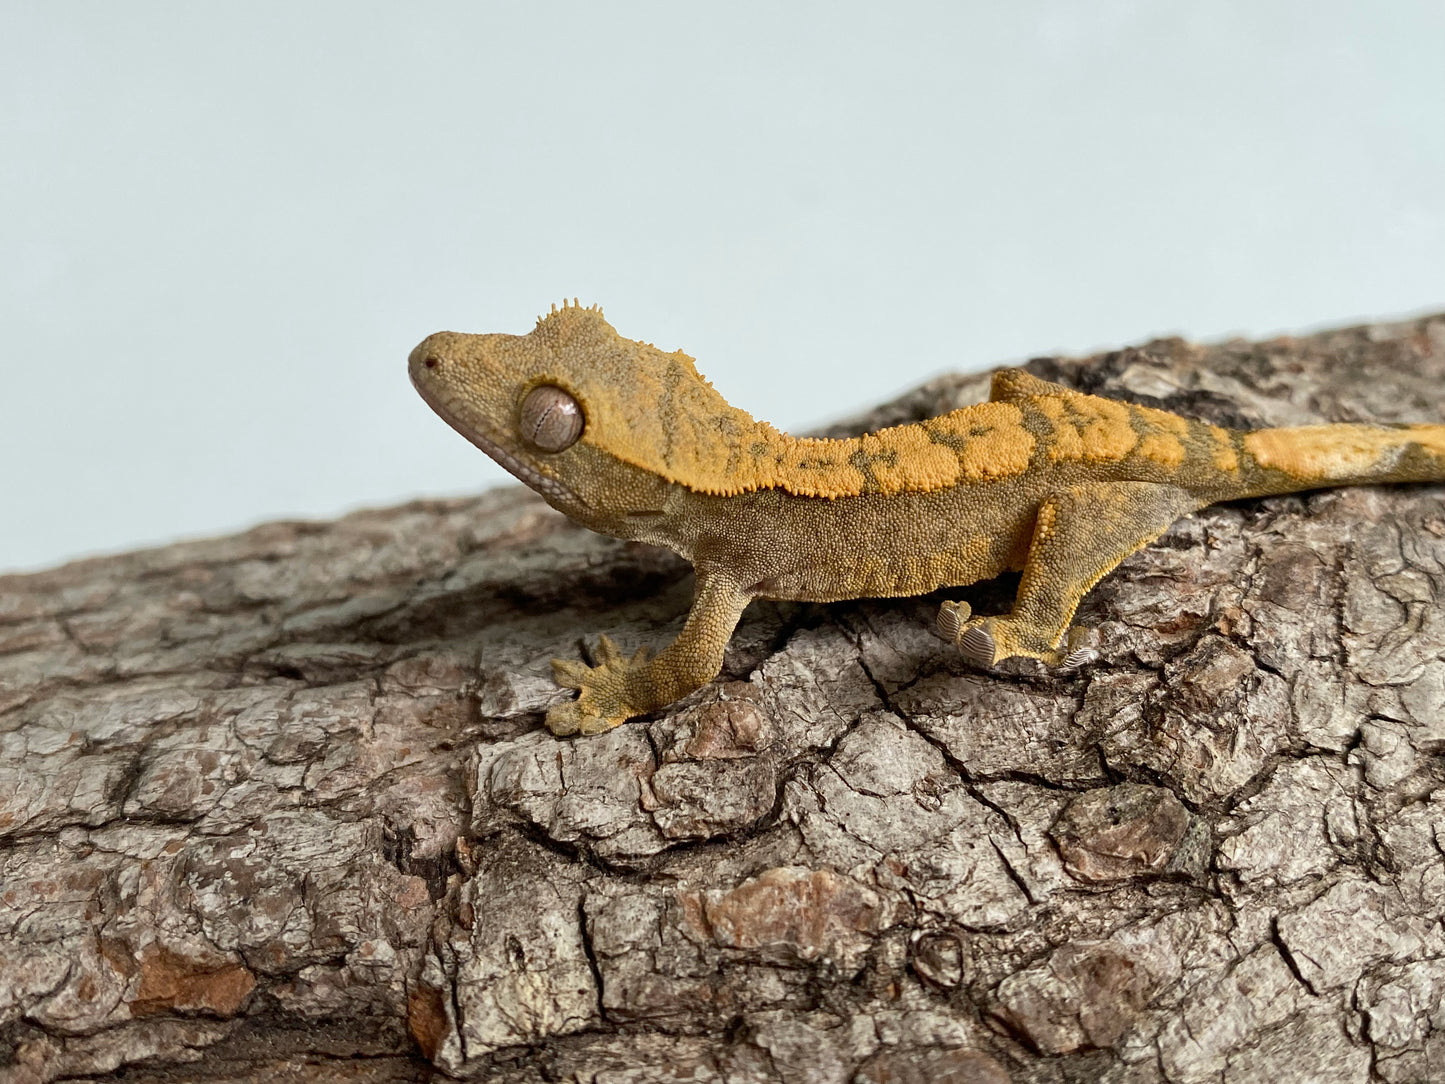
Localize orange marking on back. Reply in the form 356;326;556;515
862;427;961;492
926;401;1035;480
1209;427;1239;472
1144;410;1190;471
1155;412;1190;436
1136;432;1186;468
695;402;1033;499
766;436;866;497
1035;396;1137;463
1128;406;1190;467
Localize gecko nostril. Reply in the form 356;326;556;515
424;356;439;370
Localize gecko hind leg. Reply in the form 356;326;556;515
940;481;1200;670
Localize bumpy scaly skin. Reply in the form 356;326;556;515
410;302;1445;736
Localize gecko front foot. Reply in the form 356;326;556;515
937;602;1097;673
546;634;653;736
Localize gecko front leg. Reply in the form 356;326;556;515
546;569;752;736
939;481;1202;670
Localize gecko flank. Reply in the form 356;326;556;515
410;302;1445;736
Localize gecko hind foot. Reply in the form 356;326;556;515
943;610;1098;674
958;625;999;669
936;600;973;643
953;627;999;670
1056;626;1099;672
939;601;1000;668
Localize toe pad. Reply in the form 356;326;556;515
958;625;997;668
936;600;971;642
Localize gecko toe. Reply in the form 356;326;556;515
1056;627;1099;672
545;700;584;736
958;624;997;668
545;697;625;737
594;634;625;667
936;600;972;643
551;657;592;688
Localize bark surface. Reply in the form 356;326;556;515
3;315;1445;1084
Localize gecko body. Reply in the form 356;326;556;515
410;302;1445;736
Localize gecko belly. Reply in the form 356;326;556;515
689;481;1041;603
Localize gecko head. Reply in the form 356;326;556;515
409;300;725;524
408;303;605;515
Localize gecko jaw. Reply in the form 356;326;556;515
411;378;584;508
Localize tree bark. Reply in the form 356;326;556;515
3;315;1444;1084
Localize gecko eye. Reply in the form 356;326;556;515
519;385;584;452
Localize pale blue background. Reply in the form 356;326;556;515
3;2;1442;572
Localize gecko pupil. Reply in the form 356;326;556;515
520;385;584;452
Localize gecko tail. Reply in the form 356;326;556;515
1237;422;1445;496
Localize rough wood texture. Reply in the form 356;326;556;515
3;315;1444;1084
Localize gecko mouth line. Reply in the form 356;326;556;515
410;375;584;508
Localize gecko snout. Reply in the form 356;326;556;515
409;330;483;381
407;338;442;374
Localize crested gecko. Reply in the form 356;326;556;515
410;302;1445;737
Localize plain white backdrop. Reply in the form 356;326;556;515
2;2;1442;573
